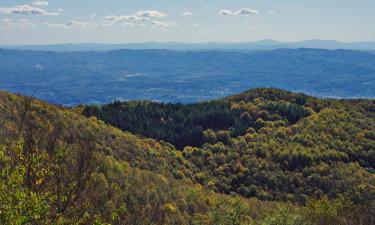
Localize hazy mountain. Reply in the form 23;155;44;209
1;39;375;52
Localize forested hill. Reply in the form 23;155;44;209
83;89;312;149
83;88;375;200
1;88;374;224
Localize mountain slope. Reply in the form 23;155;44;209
83;88;375;202
0;91;219;224
0;89;374;224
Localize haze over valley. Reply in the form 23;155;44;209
1;47;375;105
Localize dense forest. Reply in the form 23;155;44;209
83;101;256;149
83;97;310;150
1;88;374;224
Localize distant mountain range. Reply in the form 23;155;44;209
1;39;375;52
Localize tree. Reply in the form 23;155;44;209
0;139;50;225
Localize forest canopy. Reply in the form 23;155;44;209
0;88;374;224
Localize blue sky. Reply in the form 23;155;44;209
0;0;374;44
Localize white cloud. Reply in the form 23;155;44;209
127;15;148;21
103;15;132;25
43;22;64;28
65;21;93;28
219;8;259;16
268;11;275;15
0;5;59;16
104;10;166;23
218;10;233;16
181;11;192;16
123;22;146;28
45;21;98;29
104;15;121;21
135;10;167;19
0;18;35;29
57;9;64;12
103;10;172;28
32;1;49;6
152;20;178;28
235;8;259;15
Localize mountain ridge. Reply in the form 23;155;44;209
2;39;375;52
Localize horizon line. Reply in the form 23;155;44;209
2;39;375;46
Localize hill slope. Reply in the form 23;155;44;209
0;91;236;224
83;88;375;202
0;89;374;225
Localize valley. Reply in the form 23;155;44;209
1;48;375;106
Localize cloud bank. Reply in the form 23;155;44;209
103;10;177;29
0;5;59;16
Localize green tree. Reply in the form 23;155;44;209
0;139;50;225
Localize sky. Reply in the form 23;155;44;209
0;0;374;44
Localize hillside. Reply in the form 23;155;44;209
0;91;233;224
83;88;375;201
1;89;374;225
1;48;375;105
